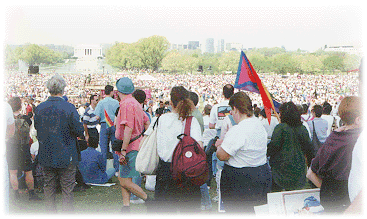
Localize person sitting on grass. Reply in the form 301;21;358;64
79;137;116;184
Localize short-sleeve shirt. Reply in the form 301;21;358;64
220;116;268;168
94;97;119;123
83;105;99;129
115;94;149;153
209;100;230;130
145;113;202;162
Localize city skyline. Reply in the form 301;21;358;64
3;2;364;53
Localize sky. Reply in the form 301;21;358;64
1;1;365;52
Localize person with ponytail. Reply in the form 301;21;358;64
144;86;203;213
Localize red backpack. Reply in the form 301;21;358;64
171;116;209;187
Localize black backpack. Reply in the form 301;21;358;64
14;114;30;146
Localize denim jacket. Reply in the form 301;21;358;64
34;96;84;168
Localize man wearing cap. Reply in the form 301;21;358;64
94;85;119;172
114;77;151;213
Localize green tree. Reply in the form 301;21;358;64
217;51;239;73
135;35;170;70
161;51;182;73
272;53;297;74
105;42;131;69
322;55;344;72
298;54;323;73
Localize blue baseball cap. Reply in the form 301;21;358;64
116;77;135;94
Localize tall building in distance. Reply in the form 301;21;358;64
217;39;225;53
188;41;200;50
205;38;215;53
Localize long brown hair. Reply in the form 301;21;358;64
170;86;194;121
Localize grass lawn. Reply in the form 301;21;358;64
9;175;220;214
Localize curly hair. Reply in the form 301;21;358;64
279;101;302;127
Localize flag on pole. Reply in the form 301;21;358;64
104;109;114;128
234;51;279;124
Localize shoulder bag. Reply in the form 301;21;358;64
135;117;160;175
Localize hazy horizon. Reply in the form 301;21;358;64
3;2;364;52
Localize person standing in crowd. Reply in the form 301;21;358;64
189;91;204;134
301;104;311;122
307;96;362;214
267;101;314;192
215;91;271;213
79;137;116;184
129;89;150;204
7;97;41;201
94;85;120;172
296;104;312;139
321;101;335;136
34;74;84;212
258;108;279;144
83;94;100;144
155;101;165;117
114;77;151;213
307;104;328;145
208;84;234;206
145;86;203;213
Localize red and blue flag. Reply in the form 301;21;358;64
234;51;280;124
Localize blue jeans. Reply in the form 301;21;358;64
200;183;212;209
99;123;119;172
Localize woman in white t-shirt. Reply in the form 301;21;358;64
144;86;203;213
215;91;271;213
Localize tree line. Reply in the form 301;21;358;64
5;44;74;68
5;36;362;75
106;36;362;75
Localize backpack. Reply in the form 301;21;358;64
171;116;209;187
14;115;30;146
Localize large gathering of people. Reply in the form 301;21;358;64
4;67;362;214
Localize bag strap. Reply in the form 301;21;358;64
228;115;237;126
184;116;193;136
312;121;317;135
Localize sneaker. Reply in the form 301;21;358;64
130;198;145;204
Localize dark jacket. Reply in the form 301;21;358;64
267;123;314;190
79;147;108;184
34;96;84;168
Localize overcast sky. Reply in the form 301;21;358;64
2;1;365;52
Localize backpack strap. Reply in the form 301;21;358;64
184;116;193;136
228;115;237;126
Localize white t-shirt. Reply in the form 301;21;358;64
321;114;334;136
348;130;363;202
220;117;267;168
203;115;217;147
209;100;230;130
145;113;203;162
259;116;279;140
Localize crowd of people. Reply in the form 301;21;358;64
4;69;362;214
4;71;359;115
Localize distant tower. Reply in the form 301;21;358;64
217;39;225;53
205;38;215;53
